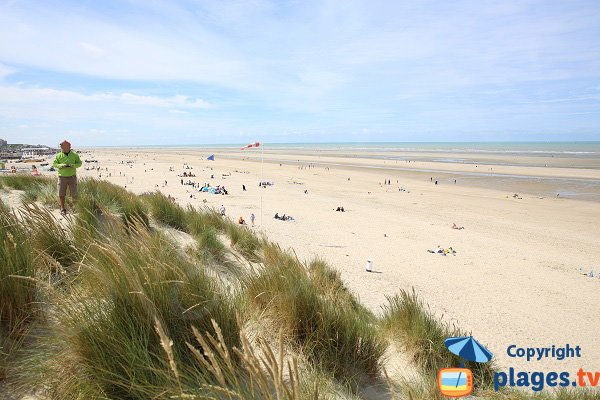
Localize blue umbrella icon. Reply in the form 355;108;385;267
445;336;493;363
444;336;493;389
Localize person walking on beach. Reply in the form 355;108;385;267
53;139;82;215
250;213;255;226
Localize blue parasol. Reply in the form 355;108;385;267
444;336;493;363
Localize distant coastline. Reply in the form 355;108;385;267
85;141;600;155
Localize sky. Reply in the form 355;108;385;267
1;0;600;146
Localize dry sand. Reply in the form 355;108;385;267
30;146;600;374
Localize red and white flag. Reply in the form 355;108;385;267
240;141;261;150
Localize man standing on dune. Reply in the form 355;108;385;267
53;139;82;215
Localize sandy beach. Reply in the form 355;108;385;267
33;144;599;374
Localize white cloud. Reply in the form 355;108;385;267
78;41;106;59
0;85;211;110
0;63;16;79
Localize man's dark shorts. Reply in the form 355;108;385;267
58;176;78;197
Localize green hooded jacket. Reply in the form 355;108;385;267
52;151;82;177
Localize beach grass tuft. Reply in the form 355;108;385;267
143;191;187;230
246;242;386;386
0;200;39;380
381;289;496;390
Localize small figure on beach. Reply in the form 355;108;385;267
31;165;40;176
250;213;255;226
242;184;246;191
452;223;464;230
238;216;245;225
219;205;226;216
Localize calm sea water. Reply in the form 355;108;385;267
114;141;600;156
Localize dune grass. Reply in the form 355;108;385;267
2;178;598;399
0;200;38;380
19;203;81;272
0;201;37;337
0;174;54;191
246;242;386;387
0;174;57;207
77;178;149;229
380;289;496;391
223;218;264;262
144;192;262;263
308;258;370;316
183;205;229;265
18;217;242;399
143;191;187;230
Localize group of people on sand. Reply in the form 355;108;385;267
238;213;256;226
423;224;465;255
179;171;196;177
428;246;457;256
199;183;228;195
578;267;600;280
181;179;198;187
335;206;345;212
274;213;294;221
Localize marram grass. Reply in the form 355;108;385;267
1;177;598;400
246;242;386;387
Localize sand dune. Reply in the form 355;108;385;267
65;146;600;374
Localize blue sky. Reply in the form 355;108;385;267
1;0;599;146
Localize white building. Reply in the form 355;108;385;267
21;147;51;159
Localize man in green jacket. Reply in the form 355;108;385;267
52;140;82;214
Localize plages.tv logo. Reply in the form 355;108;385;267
438;367;474;397
438;336;494;398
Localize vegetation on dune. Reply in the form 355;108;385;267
19;203;81;271
0;200;38;380
1;175;598;400
35;222;241;399
224;219;264;261
143;190;187;230
78;178;149;229
0;174;54;192
0;201;38;337
246;242;386;387
380;289;496;390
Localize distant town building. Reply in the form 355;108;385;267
21;147;52;159
0;142;56;161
